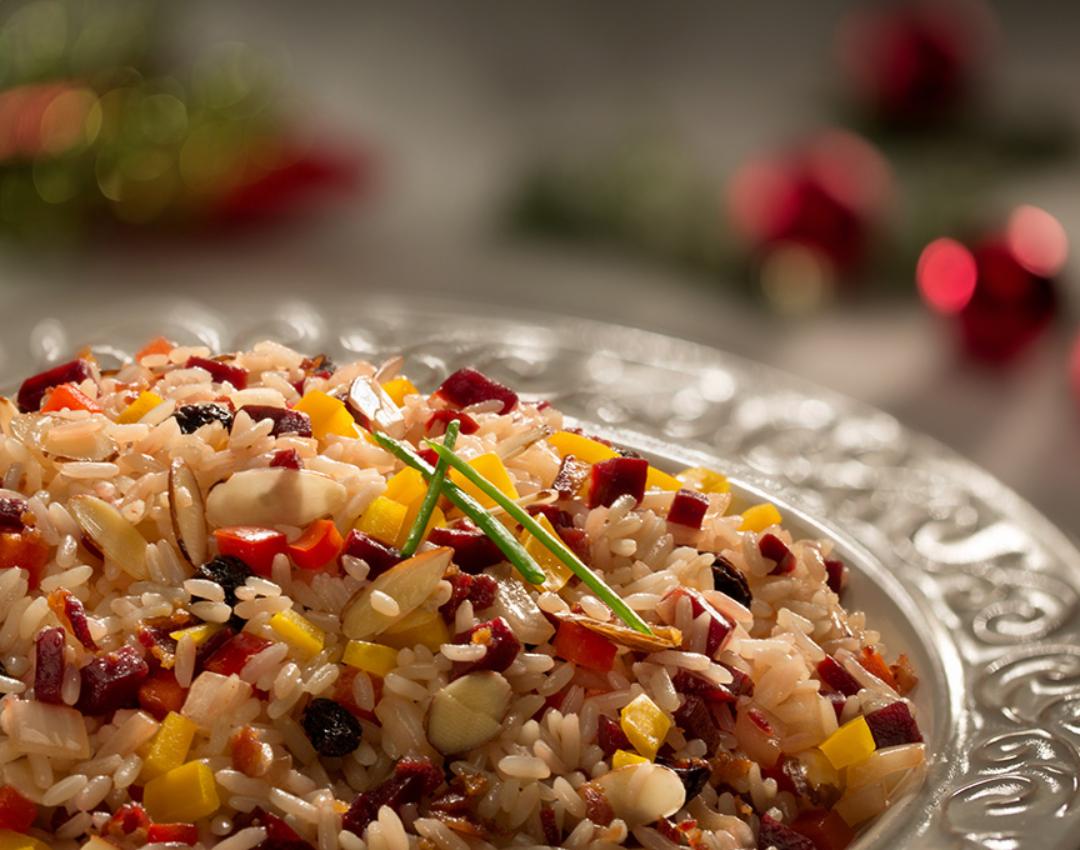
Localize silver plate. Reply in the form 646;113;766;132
4;296;1079;850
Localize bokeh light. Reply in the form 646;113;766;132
1007;204;1068;278
917;237;978;314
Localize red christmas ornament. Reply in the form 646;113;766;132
1070;334;1080;407
838;0;994;128
727;130;892;303
917;206;1067;363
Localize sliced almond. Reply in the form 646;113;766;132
205;467;347;529
489;573;554;646
347;376;406;438
428;671;511;754
587;763;686;826
559;613;681;652
169;458;208;566
342;547;453;640
71;494;149;579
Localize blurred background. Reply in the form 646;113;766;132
0;0;1077;539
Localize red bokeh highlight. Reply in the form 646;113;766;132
1071;334;1080;406
917;237;978;314
1006;205;1069;278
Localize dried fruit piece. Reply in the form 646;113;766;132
668;489;710;528
239;405;312;437
435;368;518;415
452;617;521;677
824;558;848;595
17;358;92;412
185;356;247;390
588;457;648;509
77;646;150;716
818;655;862;697
173;403;234;434
865;701;923;748
33;628;65;705
340;530;403;579
342;757;442;837
302;698;363;757
758;814;817;850
759;533;796;574
427;523;503;574
710;556;752;608
0;499;28;533
425;409;479;436
194;556;251;607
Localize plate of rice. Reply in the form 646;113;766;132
0;303;1076;850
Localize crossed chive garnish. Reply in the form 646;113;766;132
374;430;652;635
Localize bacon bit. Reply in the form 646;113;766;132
890;653;919;696
580;783;614;826
425;409;479;437
540;806;561;846
137;669;188;720
230;725;274;778
859;646;897;690
47;588;98;650
552;454;590;498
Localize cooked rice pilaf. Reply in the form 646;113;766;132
0;340;926;850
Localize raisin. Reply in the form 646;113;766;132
195;556;251;607
711;556;752;608
302;698;363;757
173;403;234;434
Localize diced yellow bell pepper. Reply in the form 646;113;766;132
270;609;325;658
342;640;399;678
520;513;573;591
380;608;449;652
547;431;619;465
117;391;164;424
0;830;50;850
739;502;783;532
620;693;672;760
645;466;682;492
449;452;519;509
355;496;408;546
169;623;224;646
677;467;731;495
142;711;198;779
293;390;359;440
143;760;220;823
818;715;876;770
383;467;428;506
612;749;650;768
394;499;447;549
381;377;419;407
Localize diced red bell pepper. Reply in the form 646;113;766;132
553;620;617;672
214;527;288;577
17;358;93;412
865;701;923;748
138;669;189;720
185;356;248;390
425;409;479;437
791;808;855;850
288;518;344;571
668;488;709;529
204;632;273;677
340;530;403;579
759;533;796;575
40;383;103;414
147;823;199;845
417;447;439;467
0;784;38;832
859;646;898;689
588;457;648;509
0;530;50;589
427;522;503;574
434;368;518;415
135;336;175;361
106;801;150;838
269;448;303;470
817;655;862;697
239;405;313;437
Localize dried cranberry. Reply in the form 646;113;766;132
759;533;796;575
551;454;590;498
52;589;97;651
826;691;847;721
580;784;614;827
528;504;573;529
302;698;363;757
425;409;479;437
468;573;497;610
865;701;923;748
711;556;752;608
269;448;303;470
234;807;315;850
77;645;149;716
428;523;504;573
342;757;442;836
17;358;92;412
758;813;817;850
597;714;631;757
588;457;648;509
668;489;710;529
673;669;736;705
417;447;439;467
106;801;150;837
439;572;497;622
240;405;313;438
0;498;28;533
674;695;723;754
557;526;591;561
824;558;848;595
540;805;560;846
341;530;403;579
659;756;711;801
817;655;862;697
722;663;755;698
435;368;518;415
173;403;234;434
452;617;521;677
34;627;66;704
185;356;247;390
195;555;251;607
